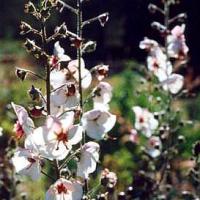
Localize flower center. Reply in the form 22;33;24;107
27;157;36;163
57;183;68;194
57;131;68;142
139;116;145;123
14;121;25;139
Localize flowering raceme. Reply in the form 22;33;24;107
10;1;116;199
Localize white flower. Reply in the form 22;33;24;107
11;102;34;138
51;83;80;109
167;25;189;59
132;106;158;138
146;136;162;158
50;58;92;90
12;148;41;180
68;59;92;89
82;109;116;140
77;142;100;179
25;112;82;160
45;178;83;200
140;37;173;82
49;42;71;69
161;73;184;94
93;82;112;110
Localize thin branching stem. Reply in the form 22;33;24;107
82;13;108;28
58;0;78;14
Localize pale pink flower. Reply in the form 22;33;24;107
12;102;34;138
51;83;79;109
147;136;162;158
77;142;100;179
132;106;158;138
25;112;82;160
140;37;172;82
50;58;92;90
49;41;71;69
82;109;116;140
45;178;83;200
93;82;112;110
12;148;41;180
167;25;189;59
161;73;184;94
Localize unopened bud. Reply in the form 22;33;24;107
24;1;36;14
15;68;27;81
20;22;32;35
98;13;109;27
148;3;158;14
28;85;41;101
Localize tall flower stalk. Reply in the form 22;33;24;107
11;0;116;199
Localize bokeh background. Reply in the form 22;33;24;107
1;0;200;199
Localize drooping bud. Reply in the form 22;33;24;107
28;85;41;101
148;3;158;14
20;22;32;35
15;68;27;81
98;13;109;27
55;23;68;36
81;41;97;53
24;1;36;14
151;22;168;34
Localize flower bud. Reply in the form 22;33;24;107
20;22;32;35
98;13;109;27
100;168;117;187
15;68;27;81
148;3;158;14
28;85;41;101
24;1;36;14
55;23;68;36
151;22;168;34
81;41;97;53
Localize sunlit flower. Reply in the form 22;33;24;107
146;136;162;158
77;142;100;179
45;178;83;200
140;37;172;82
12;102;34;138
12;148;41;180
25;112;82;160
161;73;184;94
82;109;116;140
51;83;80;109
93;82;112;110
132;106;158;138
167;25;189;59
49;41;71;69
50;58;92;90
